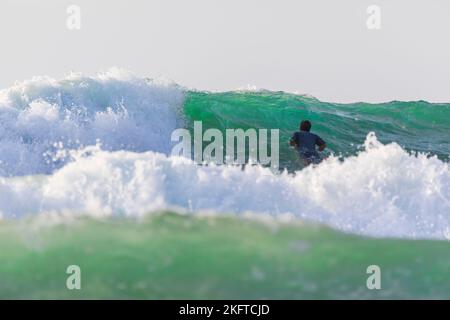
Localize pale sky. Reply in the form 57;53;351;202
0;0;449;102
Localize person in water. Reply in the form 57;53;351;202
289;120;326;165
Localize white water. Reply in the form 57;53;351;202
0;133;448;239
0;68;184;176
0;70;449;240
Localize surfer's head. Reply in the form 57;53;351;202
300;120;311;132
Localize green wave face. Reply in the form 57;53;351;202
1;87;449;300
1;213;449;299
184;91;450;169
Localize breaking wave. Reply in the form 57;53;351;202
0;69;449;241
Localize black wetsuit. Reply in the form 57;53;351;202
291;131;325;164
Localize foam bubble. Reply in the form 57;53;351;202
0;68;185;176
0;134;448;239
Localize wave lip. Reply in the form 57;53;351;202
0;133;449;240
0;68;185;176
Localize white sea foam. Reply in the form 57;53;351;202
0;71;448;239
0;133;448;239
0;68;185;176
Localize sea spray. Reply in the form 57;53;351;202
0;70;449;299
0;133;448;240
0;69;185;176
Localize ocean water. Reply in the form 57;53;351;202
0;69;449;299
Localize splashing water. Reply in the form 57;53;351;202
0;69;449;299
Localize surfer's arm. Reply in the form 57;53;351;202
316;136;326;151
289;138;297;147
318;142;326;151
289;134;298;147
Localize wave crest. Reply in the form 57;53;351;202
0;68;184;176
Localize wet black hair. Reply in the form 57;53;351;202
300;120;312;132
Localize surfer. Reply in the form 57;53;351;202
289;120;326;165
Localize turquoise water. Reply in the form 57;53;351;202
0;72;449;299
1;213;450;299
184;91;450;170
